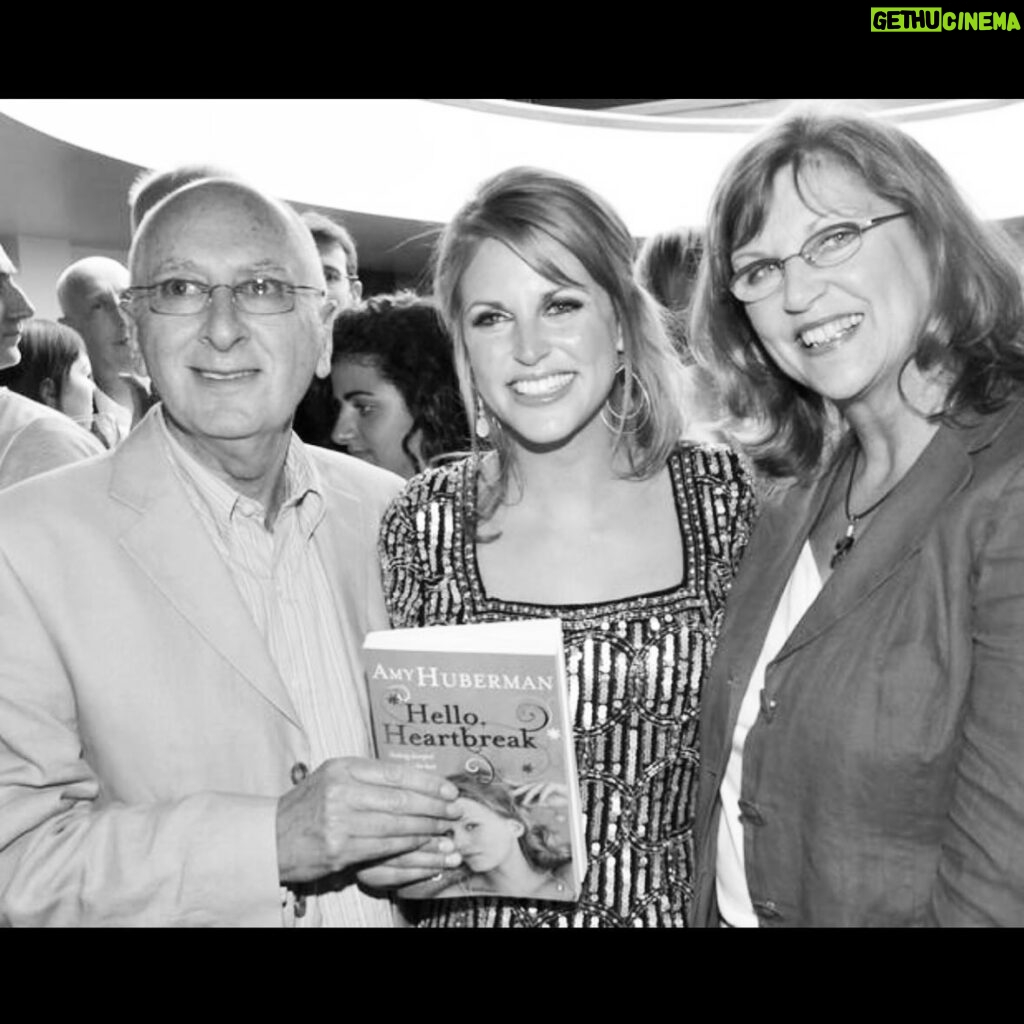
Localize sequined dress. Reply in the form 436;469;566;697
378;443;755;927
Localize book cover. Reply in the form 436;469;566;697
363;618;586;902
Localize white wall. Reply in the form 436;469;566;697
4;235;129;322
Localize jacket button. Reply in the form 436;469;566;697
737;799;765;826
753;899;781;920
290;762;309;785
759;690;778;721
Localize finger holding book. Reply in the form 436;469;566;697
276;756;462;884
357;838;465;890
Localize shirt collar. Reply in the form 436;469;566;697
156;405;325;538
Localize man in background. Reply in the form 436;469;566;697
0;244;102;487
56;256;151;442
300;210;362;310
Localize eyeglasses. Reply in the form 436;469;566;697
728;212;910;303
122;277;326;316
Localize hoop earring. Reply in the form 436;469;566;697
601;363;651;435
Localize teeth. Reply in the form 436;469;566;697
197;370;255;380
511;372;574;396
799;314;863;348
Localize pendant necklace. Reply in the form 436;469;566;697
830;446;901;570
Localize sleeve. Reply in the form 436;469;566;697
0;417;103;489
931;462;1024;925
692;444;759;607
0;546;287;927
724;449;759;577
378;485;429;629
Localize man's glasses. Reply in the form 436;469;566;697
728;212;910;303
122;277;326;316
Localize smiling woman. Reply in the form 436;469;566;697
378;166;757;928
689;107;1024;927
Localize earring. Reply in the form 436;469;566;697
601;363;652;435
474;398;491;440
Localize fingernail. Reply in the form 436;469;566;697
440;782;458;800
437;837;454;853
444;852;462;868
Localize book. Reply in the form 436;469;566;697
363;618;586;902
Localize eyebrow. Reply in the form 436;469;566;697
465;286;578;312
342;389;375;400
731;212;839;265
147;258;292;278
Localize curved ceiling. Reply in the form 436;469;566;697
1;99;1021;238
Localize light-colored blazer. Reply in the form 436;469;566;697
692;398;1024;926
0;409;402;926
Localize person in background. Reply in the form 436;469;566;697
294;211;364;447
0;319;102;443
56;257;152;441
379;166;756;928
689;107;1024;927
0;250;103;489
299;210;363;310
0;177;462;926
634;226;704;357
330;291;470;478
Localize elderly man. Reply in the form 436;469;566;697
128;162;238;235
0;179;460;927
57;256;151;441
0;245;104;487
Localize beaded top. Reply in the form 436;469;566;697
378;443;755;927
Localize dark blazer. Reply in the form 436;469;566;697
692;397;1024;926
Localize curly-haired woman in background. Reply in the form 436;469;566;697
330;292;470;478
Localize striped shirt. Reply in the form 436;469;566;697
157;408;392;927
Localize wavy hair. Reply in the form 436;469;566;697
432;166;690;524
690;106;1024;480
332;292;470;471
446;771;571;873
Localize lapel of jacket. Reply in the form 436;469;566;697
702;463;836;775
109;410;301;728
309;466;377;725
775;401;1024;663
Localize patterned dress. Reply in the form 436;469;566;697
378;443;755;927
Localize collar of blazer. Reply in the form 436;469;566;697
107;407;306;727
709;395;1024;723
781;396;1024;652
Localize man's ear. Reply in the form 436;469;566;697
351;278;363;303
39;377;59;409
314;298;338;379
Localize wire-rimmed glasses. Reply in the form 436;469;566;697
122;277;326;316
728;212;910;303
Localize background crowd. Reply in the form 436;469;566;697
1;102;1023;926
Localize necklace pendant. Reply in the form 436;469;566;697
831;533;855;569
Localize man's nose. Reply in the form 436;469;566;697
2;279;35;322
202;286;246;351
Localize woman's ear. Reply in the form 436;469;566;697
510;820;526;839
39;377;59;409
